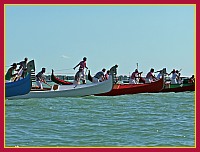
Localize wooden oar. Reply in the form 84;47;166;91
154;70;160;73
42;81;52;87
13;68;23;81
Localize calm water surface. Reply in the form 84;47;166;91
5;92;195;147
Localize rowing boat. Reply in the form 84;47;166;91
161;82;195;92
5;73;31;97
51;69;73;85
90;66;164;96
7;75;113;99
5;60;35;97
96;78;164;96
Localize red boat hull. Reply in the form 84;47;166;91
96;78;164;96
51;70;73;85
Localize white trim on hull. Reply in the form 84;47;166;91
7;75;113;99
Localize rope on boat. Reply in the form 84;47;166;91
45;72;76;75
53;68;73;71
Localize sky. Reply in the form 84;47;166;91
5;5;195;77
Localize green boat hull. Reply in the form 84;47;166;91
162;83;195;92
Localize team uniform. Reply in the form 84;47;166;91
145;72;154;83
129;72;139;84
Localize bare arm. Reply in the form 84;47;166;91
73;63;80;70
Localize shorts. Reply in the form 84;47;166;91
36;81;43;89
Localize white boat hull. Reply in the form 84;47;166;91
7;75;113;99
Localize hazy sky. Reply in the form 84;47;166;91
5;5;195;76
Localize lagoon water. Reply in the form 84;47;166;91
5;92;195;147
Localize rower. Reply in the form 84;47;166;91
129;69;141;84
92;68;106;83
145;68;157;83
5;63;18;82
36;68;46;89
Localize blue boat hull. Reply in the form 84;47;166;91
5;74;31;97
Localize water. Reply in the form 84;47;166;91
5;92;195;147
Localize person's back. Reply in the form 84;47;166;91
131;72;137;79
145;68;156;83
36;68;46;89
36;71;45;81
5;68;13;81
5;63;17;82
189;75;195;83
156;72;162;79
94;71;104;79
146;71;153;79
19;61;27;70
129;69;139;84
93;68;106;83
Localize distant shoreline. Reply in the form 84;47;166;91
40;74;192;82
